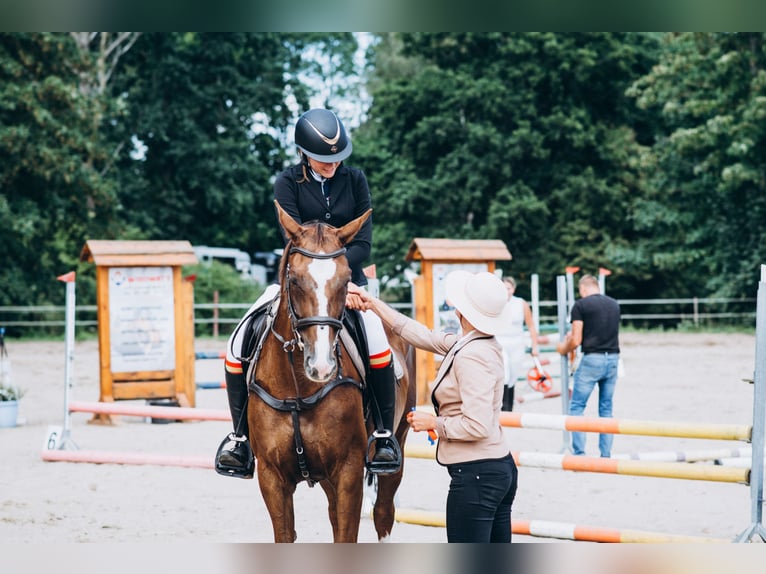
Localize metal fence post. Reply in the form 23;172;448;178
556;275;571;453
734;264;766;542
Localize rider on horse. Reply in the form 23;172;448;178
215;108;401;478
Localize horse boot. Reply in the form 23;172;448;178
367;362;402;475
214;366;255;479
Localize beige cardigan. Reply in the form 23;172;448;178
390;314;510;466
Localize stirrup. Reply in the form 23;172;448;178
365;431;402;475
214;433;255;479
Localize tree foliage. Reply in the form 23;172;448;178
2;32;766;313
355;33;661;299
626;32;766;298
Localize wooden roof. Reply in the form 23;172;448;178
80;240;198;266
405;238;512;262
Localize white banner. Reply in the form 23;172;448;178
108;267;175;372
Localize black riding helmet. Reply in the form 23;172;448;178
295;108;353;163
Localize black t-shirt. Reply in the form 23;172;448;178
571;294;620;354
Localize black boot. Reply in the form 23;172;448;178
366;362;402;474
214;366;254;479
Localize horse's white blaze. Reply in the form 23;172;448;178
307;256;337;379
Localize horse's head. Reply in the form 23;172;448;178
274;200;371;383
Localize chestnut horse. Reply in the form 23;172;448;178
246;200;415;542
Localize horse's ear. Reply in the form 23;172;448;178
337;209;372;246
274;200;303;241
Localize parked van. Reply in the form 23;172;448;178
193;246;267;284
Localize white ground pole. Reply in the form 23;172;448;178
46;273;78;451
735;264;766;542
530;273;540;333
556;275;571;453
598;272;606;294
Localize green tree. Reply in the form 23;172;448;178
627;32;766;298
0;33;119;308
355;33;661;298
108;33;359;258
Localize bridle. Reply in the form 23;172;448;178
270;243;347;354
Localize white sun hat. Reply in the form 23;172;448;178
445;270;512;336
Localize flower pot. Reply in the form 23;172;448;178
0;400;18;428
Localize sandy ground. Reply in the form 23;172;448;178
0;331;761;547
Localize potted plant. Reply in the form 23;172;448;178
0;384;23;428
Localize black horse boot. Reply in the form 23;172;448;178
214;365;254;479
366;362;402;475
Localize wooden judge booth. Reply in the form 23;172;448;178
80;240;198;419
405;238;512;405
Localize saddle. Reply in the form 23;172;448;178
236;293;376;392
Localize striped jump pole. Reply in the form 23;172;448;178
68;400;231;422
499;411;752;442
403;445;749;483
392;509;728;543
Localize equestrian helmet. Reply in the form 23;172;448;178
295;108;353;162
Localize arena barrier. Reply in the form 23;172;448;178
392;509;728;543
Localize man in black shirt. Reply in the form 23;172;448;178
556;274;620;457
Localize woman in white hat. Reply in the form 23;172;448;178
347;270;518;543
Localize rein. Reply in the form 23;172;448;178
250;241;360;485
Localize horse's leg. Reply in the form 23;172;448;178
372;466;404;541
319;481;340;539
257;465;298;542
322;469;364;542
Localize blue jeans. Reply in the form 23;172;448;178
446;454;518;543
568;352;619;457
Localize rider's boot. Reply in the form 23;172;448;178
367;362;402;474
214;365;254;479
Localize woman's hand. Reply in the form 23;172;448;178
406;409;437;433
346;282;373;310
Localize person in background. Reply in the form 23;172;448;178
556;274;621;457
348;270;518;543
215;108;401;478
496;276;539;411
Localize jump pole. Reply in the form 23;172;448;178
498;411;752;441
41;448;215;468
392;509;728;543
403;446;748;483
67;400;230;422
735;263;766;542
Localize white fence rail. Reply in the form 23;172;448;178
0;297;756;334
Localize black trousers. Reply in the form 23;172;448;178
445;453;518;543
